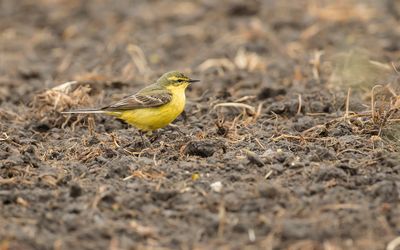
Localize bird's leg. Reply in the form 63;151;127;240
138;130;151;147
139;130;145;144
181;110;188;123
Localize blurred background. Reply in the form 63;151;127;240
1;0;399;102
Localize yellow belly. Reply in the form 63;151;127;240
108;89;186;131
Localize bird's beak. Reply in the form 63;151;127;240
189;79;200;83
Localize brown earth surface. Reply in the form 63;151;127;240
1;0;400;249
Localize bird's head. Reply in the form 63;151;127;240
157;71;199;89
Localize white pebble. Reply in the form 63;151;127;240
210;181;223;193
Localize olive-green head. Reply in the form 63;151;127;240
157;71;199;88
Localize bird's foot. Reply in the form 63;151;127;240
139;131;152;148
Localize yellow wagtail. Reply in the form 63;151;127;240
62;71;199;132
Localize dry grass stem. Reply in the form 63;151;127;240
297;94;302;115
387;236;400;250
345;88;351;119
214;102;256;116
198;58;235;73
126;44;152;77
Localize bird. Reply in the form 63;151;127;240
62;71;199;132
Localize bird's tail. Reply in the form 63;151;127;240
61;109;105;114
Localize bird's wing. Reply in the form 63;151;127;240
102;85;172;111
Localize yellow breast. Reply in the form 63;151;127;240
112;86;187;131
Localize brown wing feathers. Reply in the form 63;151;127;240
102;90;172;111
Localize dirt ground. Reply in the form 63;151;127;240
1;0;400;249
